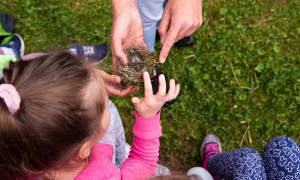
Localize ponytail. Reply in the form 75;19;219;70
0;99;27;179
0;63;41;179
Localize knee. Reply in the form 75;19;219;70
240;147;260;155
269;136;290;143
238;147;262;163
263;136;300;178
264;136;299;152
228;148;264;171
263;136;300;166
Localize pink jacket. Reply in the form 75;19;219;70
75;111;162;180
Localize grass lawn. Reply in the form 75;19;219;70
1;0;299;172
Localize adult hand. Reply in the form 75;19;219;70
158;0;202;63
111;0;146;72
99;69;138;97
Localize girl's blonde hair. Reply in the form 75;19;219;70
0;51;105;179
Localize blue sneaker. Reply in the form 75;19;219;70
69;44;108;64
0;34;25;58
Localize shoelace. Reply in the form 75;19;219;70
83;46;95;56
205;143;219;156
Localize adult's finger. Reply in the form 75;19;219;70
111;35;128;65
108;86;138;97
176;27;194;43
159;25;180;63
99;70;121;83
158;12;171;44
122;86;138;96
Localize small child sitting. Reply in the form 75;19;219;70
0;50;180;179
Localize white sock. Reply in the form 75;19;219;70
1;47;15;56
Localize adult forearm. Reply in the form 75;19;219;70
111;0;138;16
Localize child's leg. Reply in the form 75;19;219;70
263;136;300;179
137;0;165;51
207;148;267;180
112;101;127;168
99;100;126;167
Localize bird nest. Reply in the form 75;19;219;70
118;46;158;87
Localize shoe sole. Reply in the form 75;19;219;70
15;34;25;57
91;48;109;65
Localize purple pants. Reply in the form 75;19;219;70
208;136;300;180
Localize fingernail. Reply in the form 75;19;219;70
160;58;166;63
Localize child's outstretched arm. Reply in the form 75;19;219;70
121;72;180;179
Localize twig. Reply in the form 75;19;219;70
184;54;195;59
223;55;259;90
248;130;252;144
239;125;250;147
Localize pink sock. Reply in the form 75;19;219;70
203;151;218;171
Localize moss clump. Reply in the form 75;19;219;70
118;46;158;87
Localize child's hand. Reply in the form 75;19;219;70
131;72;180;117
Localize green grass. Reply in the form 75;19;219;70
1;0;300;172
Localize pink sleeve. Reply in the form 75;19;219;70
120;111;162;180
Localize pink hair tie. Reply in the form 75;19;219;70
0;84;21;114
